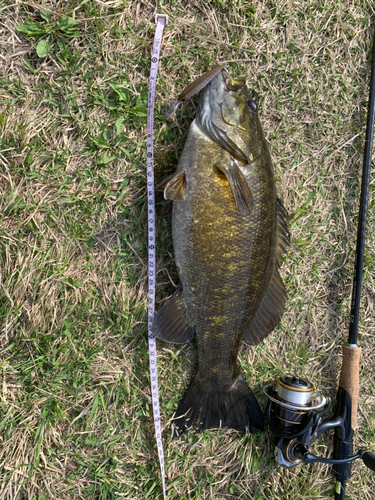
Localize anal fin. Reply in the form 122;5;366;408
152;284;195;344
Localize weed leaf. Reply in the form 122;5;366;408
36;39;51;58
40;9;51;22
109;83;131;104
56;16;78;31
115;117;125;136
16;22;47;36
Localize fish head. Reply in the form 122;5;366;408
196;69;264;164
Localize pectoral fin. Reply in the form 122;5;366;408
154;173;175;203
164;171;186;200
214;159;253;216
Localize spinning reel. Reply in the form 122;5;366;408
265;375;375;472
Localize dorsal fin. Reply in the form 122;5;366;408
275;198;289;265
242;266;286;345
242;199;289;345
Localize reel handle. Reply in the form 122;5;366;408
292;443;375;471
362;452;375;472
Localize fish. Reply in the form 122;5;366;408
152;66;289;436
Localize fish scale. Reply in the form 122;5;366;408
153;67;289;435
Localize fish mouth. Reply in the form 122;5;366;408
220;68;247;93
224;76;247;92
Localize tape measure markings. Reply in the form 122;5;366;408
146;13;168;500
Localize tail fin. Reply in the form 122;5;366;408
172;375;264;437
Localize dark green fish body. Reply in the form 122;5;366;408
153;68;288;435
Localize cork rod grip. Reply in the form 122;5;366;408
339;345;361;429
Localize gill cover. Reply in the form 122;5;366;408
196;69;264;164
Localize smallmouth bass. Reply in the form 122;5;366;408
153;66;289;436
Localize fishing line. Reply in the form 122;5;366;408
146;13;168;500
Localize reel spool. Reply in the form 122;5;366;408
265;375;375;471
266;375;329;438
265;375;330;467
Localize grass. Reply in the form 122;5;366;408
0;0;374;499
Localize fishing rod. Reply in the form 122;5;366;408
265;25;375;498
331;19;375;499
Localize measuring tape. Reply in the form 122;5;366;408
146;13;168;500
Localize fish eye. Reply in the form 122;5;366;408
247;100;257;112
